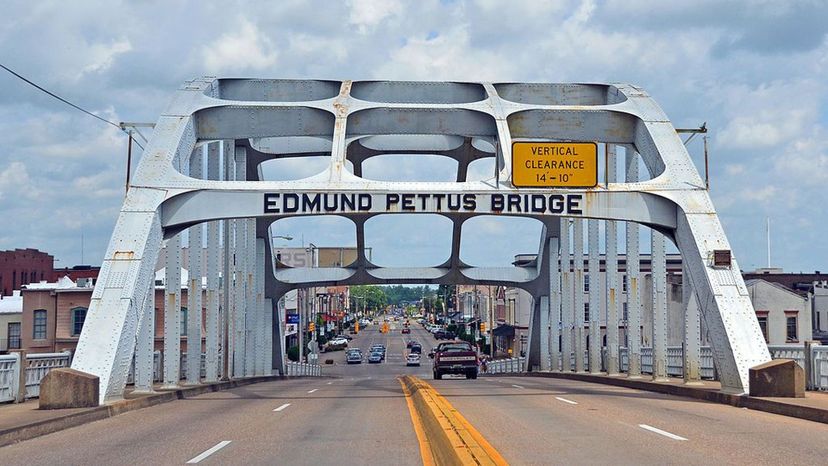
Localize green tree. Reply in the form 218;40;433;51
349;285;387;311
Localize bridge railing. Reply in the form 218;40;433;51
0;351;73;403
486;357;526;374
285;361;322;376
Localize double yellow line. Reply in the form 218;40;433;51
399;375;508;466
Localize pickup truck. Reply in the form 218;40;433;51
430;341;478;380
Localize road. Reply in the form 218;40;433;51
3;321;828;465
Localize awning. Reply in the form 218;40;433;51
492;324;515;337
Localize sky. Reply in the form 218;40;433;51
0;0;827;273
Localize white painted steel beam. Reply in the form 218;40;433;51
587;219;602;374
232;147;246;378
205;141;221;382
549;236;561;372
162;235;182;388
605;145;620;376
560;217;572;372
651;230;668;381
573;219;585;373
626;148;642;378
134;282;155;392
186;148;203;385
683;262;702;383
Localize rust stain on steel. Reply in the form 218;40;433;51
113;251;135;260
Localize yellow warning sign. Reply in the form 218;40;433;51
512;142;598;188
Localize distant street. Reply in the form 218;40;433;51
3;322;828;465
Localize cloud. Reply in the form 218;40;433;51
347;0;403;34
202;17;278;73
78;39;132;78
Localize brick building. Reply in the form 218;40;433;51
0;248;54;296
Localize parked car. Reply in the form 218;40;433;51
324;338;348;352
335;334;353;341
406;353;421;366
434;330;456;340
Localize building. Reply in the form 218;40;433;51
20;270;202;354
743;270;826;338
0;290;22;353
0;248;54;296
745;279;812;344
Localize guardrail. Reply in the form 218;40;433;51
0;351;73;403
486;357;526;375
285;361;322;376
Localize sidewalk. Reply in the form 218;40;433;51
514;372;828;424
0;376;288;447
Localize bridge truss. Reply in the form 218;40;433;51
71;78;770;403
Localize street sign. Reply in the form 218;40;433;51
512;142;598;188
286;313;299;324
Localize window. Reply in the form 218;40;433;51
786;312;798;343
584;303;590;322
33;309;47;339
180;307;188;336
622;302;628;321
584;275;590;292
622;274;628;292
8;322;21;349
757;315;768;343
71;307;87;336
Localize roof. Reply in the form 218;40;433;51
154;267;208;289
745;279;809;300
0;290;22;314
23;275;89;291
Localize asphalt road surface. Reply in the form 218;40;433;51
3;321;828;465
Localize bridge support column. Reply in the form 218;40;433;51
606;145;620;375
232;147;247;378
588;219;602;374
162;235;182;388
682;262;702;384
549;236;561;372
204;142;221;382
539;296;550;371
244;218;256;377
186;149;204;385
651;230;669;381
573;219;585;373
626;150;642;378
560;217;572;372
134;282;155;392
255;238;266;375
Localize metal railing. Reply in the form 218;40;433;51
285;361;321;376
0;353;21;402
486;357;527;375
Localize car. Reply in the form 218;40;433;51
410;344;422;354
324;338;349;352
368;352;383;364
346;351;363;364
401;327;410;334
406;353;421;366
406;340;418;348
434;330;456;340
334;334;353;341
431;341;478;380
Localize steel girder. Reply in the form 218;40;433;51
71;78;770;403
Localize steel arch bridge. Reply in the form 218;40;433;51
71;78;770;403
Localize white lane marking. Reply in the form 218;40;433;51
186;441;232;463
307;389;318;393
638;424;688;441
555;396;578;405
327;382;333;385
273;403;291;412
511;384;525;389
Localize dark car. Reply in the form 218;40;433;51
368;352;383;364
401;327;411;334
434;330;456;340
431;341;478;380
346;351;362;364
406;340;418;348
410;344;422;354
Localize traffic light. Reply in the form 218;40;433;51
309;322;316;332
480;322;486;332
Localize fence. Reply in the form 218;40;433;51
0;351;72;402
486;357;526;374
285;361;322;376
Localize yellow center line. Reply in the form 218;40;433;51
399;377;436;466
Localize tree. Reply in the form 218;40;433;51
349;285;387;311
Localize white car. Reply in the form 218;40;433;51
329;337;349;346
406;353;421;366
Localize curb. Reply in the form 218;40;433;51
492;372;828;425
0;375;322;448
400;375;506;466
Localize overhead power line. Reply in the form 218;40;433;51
0;62;144;150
